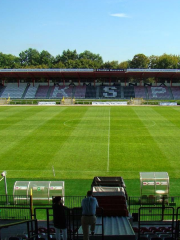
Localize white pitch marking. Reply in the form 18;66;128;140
1;169;142;173
52;165;55;177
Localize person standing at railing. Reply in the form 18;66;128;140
52;196;69;240
81;190;99;240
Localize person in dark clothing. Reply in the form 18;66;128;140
52;196;68;240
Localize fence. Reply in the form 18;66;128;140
0;219;38;240
34;207;104;240
0;195;84;220
128;196;179;214
0;195;32;220
0;195;31;206
137;207;175;240
175;207;180;239
63;196;84;208
0;194;83;205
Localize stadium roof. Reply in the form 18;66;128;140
0;69;180;80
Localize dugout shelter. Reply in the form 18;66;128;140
140;172;169;202
13;181;65;204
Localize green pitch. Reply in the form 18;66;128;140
0;105;180;196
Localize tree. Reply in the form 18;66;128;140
65;59;81;68
53;61;65;69
157;54;179;69
149;55;159;69
102;61;119;69
118;61;129;69
79;58;101;68
53;54;61;65
130;54;149;68
40;50;53;66
60;49;78;64
19;48;40;66
79;50;103;67
0;52;20;68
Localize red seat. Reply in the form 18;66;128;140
149;227;158;232
49;227;56;233
38;227;47;233
140;227;151;233
133;227;139;233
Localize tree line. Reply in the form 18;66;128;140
0;48;180;69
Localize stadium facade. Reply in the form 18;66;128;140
1;69;180;100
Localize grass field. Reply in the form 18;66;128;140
1;105;180;196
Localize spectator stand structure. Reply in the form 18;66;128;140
82;176;136;240
1;68;180;100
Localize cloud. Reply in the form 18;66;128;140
110;13;130;18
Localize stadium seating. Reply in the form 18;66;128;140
136;226;174;240
50;86;74;98
35;85;49;98
99;85;121;98
134;86;147;99
24;84;39;98
123;86;135;99
74;86;86;98
2;83;180;101
171;87;180;99
1;83;27;98
0;85;6;97
85;86;96;98
147;87;172;99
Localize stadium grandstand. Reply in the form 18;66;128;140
1;69;180;240
0;69;180;101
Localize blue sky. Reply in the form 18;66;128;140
0;0;180;63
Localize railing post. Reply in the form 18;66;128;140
162;196;165;221
47;208;50;240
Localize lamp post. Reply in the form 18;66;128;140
1;171;8;204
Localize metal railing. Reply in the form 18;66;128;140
0;206;32;220
0;219;38;240
71;207;104;240
0;195;31;206
128;196;180;214
137;206;175;240
34;206;104;240
175;207;180;239
63;196;84;208
0;195;32;220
